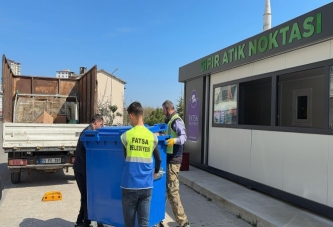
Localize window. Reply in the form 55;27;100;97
212;60;332;130
292;88;312;127
297;95;309;120
239;77;271;126
297;96;308;120
213;84;237;124
278;67;325;128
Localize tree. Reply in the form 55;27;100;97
122;105;155;126
123;108;129;125
143;106;155;119
176;95;184;119
98;103;122;125
109;105;122;125
144;108;165;126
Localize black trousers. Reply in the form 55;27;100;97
74;170;90;225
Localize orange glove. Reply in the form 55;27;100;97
167;138;176;147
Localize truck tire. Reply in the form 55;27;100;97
11;172;21;184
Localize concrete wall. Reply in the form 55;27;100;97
208;39;333;206
209;128;332;206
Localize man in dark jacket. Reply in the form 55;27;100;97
73;114;104;227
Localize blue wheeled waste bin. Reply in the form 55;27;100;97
81;124;169;227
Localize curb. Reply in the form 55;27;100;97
179;174;277;227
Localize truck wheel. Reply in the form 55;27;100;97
11;172;21;184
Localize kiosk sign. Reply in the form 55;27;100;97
187;90;199;142
180;3;333;82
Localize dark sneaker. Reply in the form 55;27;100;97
156;221;164;227
74;223;91;227
181;222;190;227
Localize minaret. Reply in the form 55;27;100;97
263;0;272;31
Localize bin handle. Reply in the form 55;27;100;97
84;132;97;137
98;132;120;136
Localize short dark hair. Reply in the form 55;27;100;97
162;100;174;110
127;101;143;116
91;114;103;123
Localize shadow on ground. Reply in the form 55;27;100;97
10;168;76;189
0;162;9;188
20;217;74;227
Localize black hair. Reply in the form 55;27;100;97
127;101;143;116
91;114;104;123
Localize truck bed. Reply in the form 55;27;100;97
3;123;88;150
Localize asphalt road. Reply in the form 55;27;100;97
0;167;251;227
0;121;250;227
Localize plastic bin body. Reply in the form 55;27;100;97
81;124;169;227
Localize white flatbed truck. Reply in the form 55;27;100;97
2;54;98;183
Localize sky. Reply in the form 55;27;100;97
1;0;332;108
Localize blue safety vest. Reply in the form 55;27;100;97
120;125;158;189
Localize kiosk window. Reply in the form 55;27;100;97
213;84;237;124
239;77;271;126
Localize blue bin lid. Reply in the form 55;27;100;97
81;123;168;142
98;126;132;134
147;123;167;133
99;126;132;131
96;123;167;134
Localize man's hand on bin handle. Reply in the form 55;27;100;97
166;138;176;147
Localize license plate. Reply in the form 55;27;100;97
40;158;61;164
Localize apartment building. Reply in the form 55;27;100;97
56;69;74;78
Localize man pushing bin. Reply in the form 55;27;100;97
80;103;169;227
120;102;162;227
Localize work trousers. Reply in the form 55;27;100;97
166;163;188;226
74;170;91;226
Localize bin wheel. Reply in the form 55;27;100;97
11;172;21;184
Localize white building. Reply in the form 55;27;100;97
0;91;2;117
179;2;333;220
56;69;74;78
8;59;21;75
97;69;126;125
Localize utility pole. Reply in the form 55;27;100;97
110;67;119;104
